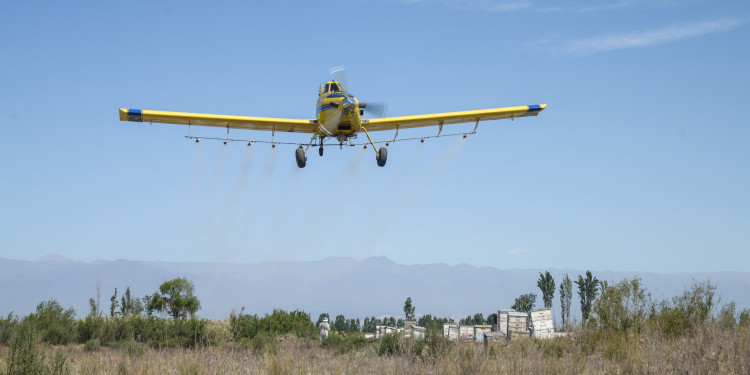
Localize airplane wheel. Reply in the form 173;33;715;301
319;146;324;156
295;147;307;168
377;147;387;167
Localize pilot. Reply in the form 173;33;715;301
319;317;331;342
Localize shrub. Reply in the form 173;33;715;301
250;332;276;355
739;309;750;329
231;309;316;341
322;332;368;354
5;321;71;375
0;312;19;345
424;331;453;357
6;322;44;375
376;332;403;356
24;299;76;345
84;338;101;352
717;301;737;329
649;280;717;336
593;277;651;336
119;340;147;356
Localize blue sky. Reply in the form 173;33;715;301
1;0;748;272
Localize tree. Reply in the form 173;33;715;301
512;293;537;314
559;274;573;329
593;277;651;335
119;286;143;317
333;314;346;331
110;288;119;318
146;277;201;320
512;293;537;328
486;313;498;326
403;297;415;321
472;313;485;325
575;271;600;326
537;271;555;308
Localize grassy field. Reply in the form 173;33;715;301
3;279;749;374
2;325;749;374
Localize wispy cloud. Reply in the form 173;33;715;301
388;0;531;12
375;244;392;252
559;18;745;56
578;0;639;12
507;248;529;255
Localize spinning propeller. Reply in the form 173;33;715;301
328;66;388;118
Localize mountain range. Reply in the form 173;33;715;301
2;255;748;322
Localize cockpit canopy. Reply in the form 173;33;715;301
323;81;342;94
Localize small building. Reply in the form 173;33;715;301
375;325;398;339
403;321;416;338
474;325;492;342
507;311;529;335
443;323;459;340
459;325;475;340
410;325;426;339
531;308;556;339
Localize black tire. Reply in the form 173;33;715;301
295;147;307;168
319;146;324;156
377;147;387;167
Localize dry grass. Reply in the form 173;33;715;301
1;326;748;374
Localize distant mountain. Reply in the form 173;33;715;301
1;256;749;322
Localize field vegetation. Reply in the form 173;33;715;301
1;277;749;374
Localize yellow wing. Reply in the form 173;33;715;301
118;108;318;133
363;104;546;131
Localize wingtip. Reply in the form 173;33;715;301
119;108;143;122
118;108;128;121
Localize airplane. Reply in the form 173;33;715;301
119;67;546;168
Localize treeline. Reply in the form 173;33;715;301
3;275;750;352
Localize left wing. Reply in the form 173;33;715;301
118;108;318;133
363;104;546;132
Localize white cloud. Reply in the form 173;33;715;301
560;18;745;56
578;0;639;12
507;248;529;255
375;244;392;252
387;0;531;12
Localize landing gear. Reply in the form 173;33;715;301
319;145;324;156
377;147;387;167
295;147;306;168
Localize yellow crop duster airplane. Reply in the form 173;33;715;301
119;67;546;168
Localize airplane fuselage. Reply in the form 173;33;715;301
316;81;362;142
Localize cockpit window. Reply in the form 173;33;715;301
330;83;341;92
324;83;330;92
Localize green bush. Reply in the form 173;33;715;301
0;312;19;345
593;277;651;336
739;309;750;329
649;280;717;337
250;332;276;355
424;331;453;357
119;340;148;356
377;332;403;356
6;322;44;375
5;321;70;375
322;332;368;354
230;309;316;341
24;300;76;345
84;338;101;352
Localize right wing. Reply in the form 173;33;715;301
118;108;318;134
363;104;546;132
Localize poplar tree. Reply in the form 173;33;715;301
537;271;556;308
575;271;600;327
559;274;573;329
403;297;415;321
